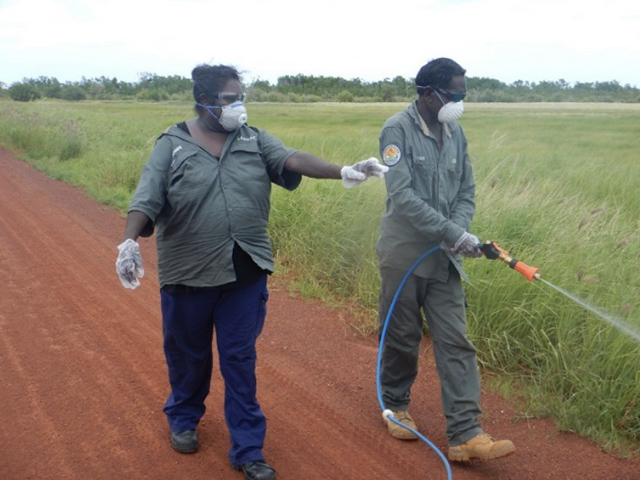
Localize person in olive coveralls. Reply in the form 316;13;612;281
377;58;516;462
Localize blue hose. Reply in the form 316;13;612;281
376;245;453;480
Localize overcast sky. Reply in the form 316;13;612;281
1;0;639;88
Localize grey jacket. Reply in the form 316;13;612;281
129;124;300;287
376;101;476;282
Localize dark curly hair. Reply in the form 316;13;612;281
415;58;466;95
192;64;242;104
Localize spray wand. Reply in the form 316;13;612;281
477;240;640;343
479;241;540;281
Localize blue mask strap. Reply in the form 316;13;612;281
196;103;221;121
433;90;447;106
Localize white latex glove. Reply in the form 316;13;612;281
116;239;145;289
340;157;389;188
452;232;482;258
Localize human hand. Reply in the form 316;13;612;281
452;232;482;258
340;157;389;188
116;239;145;289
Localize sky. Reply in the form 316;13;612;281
1;0;639;88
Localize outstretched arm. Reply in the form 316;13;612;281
284;152;388;187
284;152;342;179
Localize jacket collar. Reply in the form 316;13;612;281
409;101;452;138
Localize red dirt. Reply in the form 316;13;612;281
0;146;638;480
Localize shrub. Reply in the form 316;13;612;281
136;89;169;101
59;86;86;101
265;92;286;102
337;90;354;103
9;83;41;102
287;93;304;103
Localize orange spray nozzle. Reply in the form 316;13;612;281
478;241;540;282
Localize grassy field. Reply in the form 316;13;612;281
1;99;639;454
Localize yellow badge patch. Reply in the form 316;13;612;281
383;144;401;166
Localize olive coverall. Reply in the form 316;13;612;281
376;101;483;447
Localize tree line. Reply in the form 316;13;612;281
2;73;639;103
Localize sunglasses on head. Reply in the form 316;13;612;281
431;86;466;102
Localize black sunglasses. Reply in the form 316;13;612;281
431;86;466;102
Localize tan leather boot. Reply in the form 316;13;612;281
448;433;516;461
384;410;418;440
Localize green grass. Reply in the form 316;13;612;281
1;99;639;454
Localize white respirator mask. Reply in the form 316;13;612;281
434;90;464;123
198;102;248;131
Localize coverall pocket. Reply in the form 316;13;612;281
446;160;463;177
445;162;463;201
413;156;435;201
414;156;435;173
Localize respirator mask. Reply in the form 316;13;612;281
197;93;248;131
433;89;464;123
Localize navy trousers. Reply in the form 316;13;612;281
160;275;269;466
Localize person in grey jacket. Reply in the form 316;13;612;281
115;64;387;480
376;58;515;462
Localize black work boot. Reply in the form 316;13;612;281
170;429;199;453
233;460;276;480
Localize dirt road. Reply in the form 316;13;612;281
0;147;637;480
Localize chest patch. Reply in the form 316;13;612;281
383;144;401;166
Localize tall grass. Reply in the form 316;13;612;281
461;104;640;452
1;99;639;453
0;100;184;208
